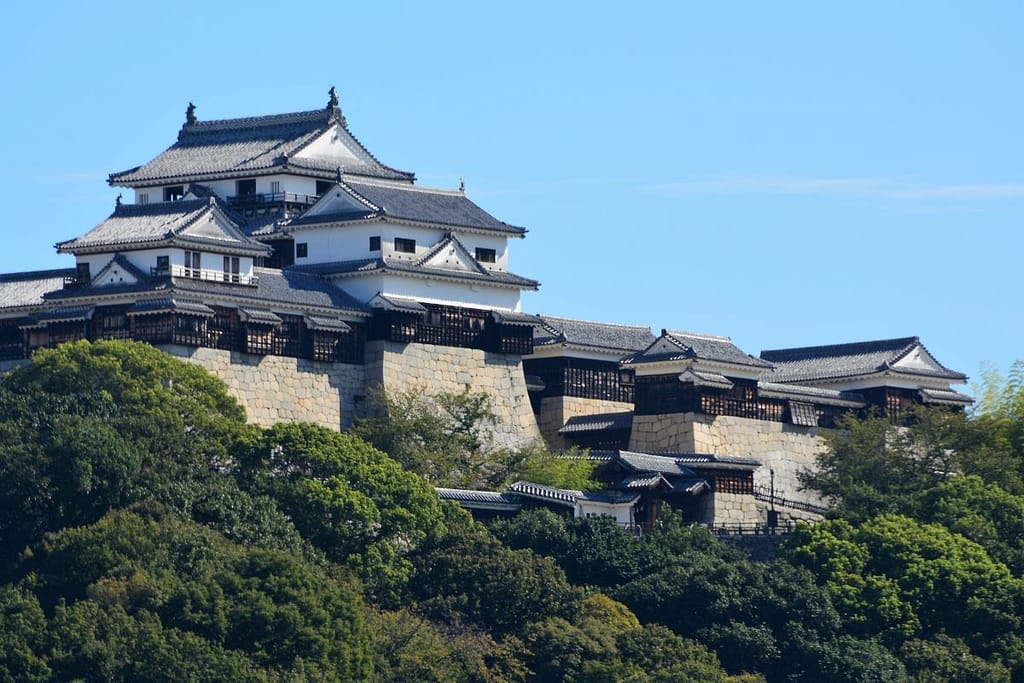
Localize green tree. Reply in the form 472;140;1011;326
785;514;1024;674
19;506;373;680
238;421;447;605
409;509;578;636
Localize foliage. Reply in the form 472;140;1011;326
408;508;578;636
510;445;599;491
784;514;1024;674
800;407;987;521
237;422;447;606
0;341;303;566
367;607;526;682
1;506;372;681
352;385;503;487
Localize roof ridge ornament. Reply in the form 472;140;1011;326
185;102;196;127
326;86;348;128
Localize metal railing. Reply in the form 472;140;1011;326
226;191;319;207
753;486;830;516
150;265;259;286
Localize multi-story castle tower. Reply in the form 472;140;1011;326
0;89;542;443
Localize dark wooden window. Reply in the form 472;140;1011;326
0;320;23;360
155;255;169;275
713;473;754;495
236;179;257;196
394;238;416;253
173;315;207;346
223;256;240;283
95;306;130;340
131;314;174;344
369;236;381;251
163;186;184;202
475;247;496;263
315;180;333;196
207;307;241;351
184;251;201;278
296;243;308;258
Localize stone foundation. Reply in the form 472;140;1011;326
163;345;365;430
365;341;542;450
537;396;633;449
631;412;830;512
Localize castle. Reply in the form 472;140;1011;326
0;89;971;530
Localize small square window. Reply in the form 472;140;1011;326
475;247;496;263
236;179;256;196
156;255;169;274
394;238;416;254
296;243;308;258
369;236;381;252
164;186;184;202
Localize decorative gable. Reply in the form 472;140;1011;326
890;343;948;375
293;122;367;166
183;208;247;243
297;183;377;222
91;256;141;288
416;235;487;275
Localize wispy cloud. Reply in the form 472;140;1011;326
650;173;1024;201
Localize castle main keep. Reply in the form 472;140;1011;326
0;90;971;529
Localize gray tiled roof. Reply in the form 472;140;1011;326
109;107;413;186
174;267;369;315
0;269;71;310
23;305;95;327
534;315;655;355
56;198;270;256
291;179;524;235
436;488;523;507
127;298;215;317
293;257;539;290
919;388;973;406
559;412;633;434
491;310;543;326
759;337;966;383
677;368;734;389
304;315;352;332
622;329;773;369
757;381;866;408
615;451;699;477
508;481;581;507
45;264;368;317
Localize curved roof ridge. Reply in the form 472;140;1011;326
665;328;733;342
761;336;919;362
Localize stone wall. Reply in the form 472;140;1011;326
631;411;830;513
537;396;634;449
365;340;542;450
163;345;366;430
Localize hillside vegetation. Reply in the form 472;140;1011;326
1;340;1023;682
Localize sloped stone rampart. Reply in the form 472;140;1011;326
365;340;542;450
163;345;365;430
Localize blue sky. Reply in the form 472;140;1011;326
1;2;1021;394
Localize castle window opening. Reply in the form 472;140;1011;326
163;186;184;202
369;236;381;251
395;237;416;254
184;251;201;278
296;243;308;258
223;256;240;283
236;179;257;196
475;247;496;263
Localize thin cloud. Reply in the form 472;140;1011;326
651;173;1024;201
